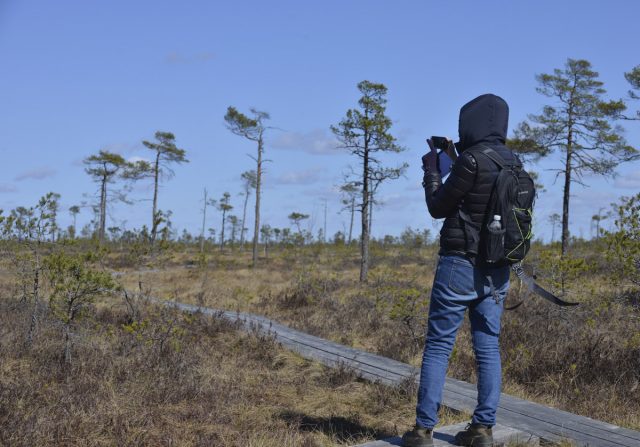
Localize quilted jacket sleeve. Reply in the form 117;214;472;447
423;152;477;219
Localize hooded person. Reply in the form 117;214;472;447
402;94;518;447
425;93;518;264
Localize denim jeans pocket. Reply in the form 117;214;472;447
448;260;475;295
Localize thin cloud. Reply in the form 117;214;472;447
394;126;414;143
301;185;341;198
614;171;640;189
572;189;617;213
377;193;415;211
272;168;324;186
0;183;17;193
103;142;143;155
271;129;338;155
405;180;423;191
14;167;57;182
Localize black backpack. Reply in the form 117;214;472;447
477;147;535;266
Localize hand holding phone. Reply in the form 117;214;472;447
422;139;439;173
431;136;458;162
429;136;457;175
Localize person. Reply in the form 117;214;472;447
402;94;518;447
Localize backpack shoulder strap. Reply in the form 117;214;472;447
477;145;521;169
477;146;505;168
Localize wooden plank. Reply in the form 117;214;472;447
432;378;637;446
440;380;639;447
155;299;640;447
352;422;540;447
241;313;417;375
226;312;422;384
504;396;638;436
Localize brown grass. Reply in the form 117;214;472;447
113;242;640;431
0;286;465;446
2;239;637;446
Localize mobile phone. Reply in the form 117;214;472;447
431;136;449;150
429;136;454;175
438;151;453;176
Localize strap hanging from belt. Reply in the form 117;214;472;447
487;274;500;304
511;262;580;307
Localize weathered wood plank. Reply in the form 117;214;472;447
156;299;640;447
497;394;640;445
241;314;417;375
352;422;540;447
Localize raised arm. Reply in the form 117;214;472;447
422;151;477;219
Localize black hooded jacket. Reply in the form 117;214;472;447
423;94;518;260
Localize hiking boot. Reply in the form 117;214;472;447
401;424;434;447
454;422;494;447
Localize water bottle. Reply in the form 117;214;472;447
486;214;504;263
488;215;502;232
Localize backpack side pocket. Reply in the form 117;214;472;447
485;223;506;264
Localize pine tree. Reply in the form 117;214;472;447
513;59;637;256
140;131;188;245
217;192;233;250
331;81;405;281
240;170;257;248
224;108;270;266
83;151;132;243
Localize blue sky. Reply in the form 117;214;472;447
1;0;639;241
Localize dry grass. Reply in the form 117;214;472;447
0;287;466;446
114;242;640;431
2;239;637;446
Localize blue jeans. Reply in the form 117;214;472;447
415;255;510;429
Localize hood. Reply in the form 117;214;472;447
457;94;509;152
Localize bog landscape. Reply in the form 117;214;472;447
1;2;639;447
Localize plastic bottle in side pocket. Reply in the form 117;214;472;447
486;215;506;263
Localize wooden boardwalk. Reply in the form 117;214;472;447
352;422;539;446
159;299;640;447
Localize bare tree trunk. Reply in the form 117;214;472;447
241;188;250;248
220;209;226;251
368;183;374;238
561;131;573;257
561;161;571;256
151;152;160;245
99;174;107;243
348;197;355;244
26;254;40;347
200;188;207;253
360;146;370;282
252;135;263;267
